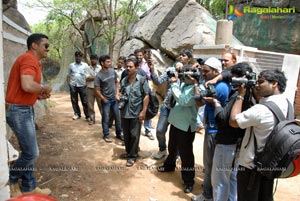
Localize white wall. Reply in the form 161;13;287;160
0;2;10;200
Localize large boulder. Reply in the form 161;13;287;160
120;0;242;74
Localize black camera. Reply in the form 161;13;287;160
194;84;216;101
231;72;257;88
167;69;202;80
118;95;128;110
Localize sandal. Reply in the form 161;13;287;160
126;159;136;167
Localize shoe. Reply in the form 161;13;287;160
120;153;129;159
126;158;136;167
157;165;175;172
116;134;124;141
184;184;193;193
103;136;112;143
88;119;93;125
145;133;155;140
191;194;212;201
72;114;80;120
153;150;167;160
10;183;22;197
23;187;51;196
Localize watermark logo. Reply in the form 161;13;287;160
228;5;296;20
228;5;244;20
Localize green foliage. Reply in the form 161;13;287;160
197;0;232;19
29;0;153;61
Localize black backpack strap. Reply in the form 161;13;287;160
261;99;293;122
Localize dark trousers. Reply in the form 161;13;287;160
69;85;89;118
121;118;142;159
237;166;274;201
164;125;195;185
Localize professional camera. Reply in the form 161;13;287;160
231;72;257;88
118;95;128;110
167;68;202;80
194;84;216;101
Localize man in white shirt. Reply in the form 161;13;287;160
229;69;289;201
67;51;90;120
86;54;102;125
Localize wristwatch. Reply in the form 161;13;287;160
236;95;244;101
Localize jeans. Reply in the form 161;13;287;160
69;85;89;118
101;99;122;137
211;144;238;201
202;132;216;199
156;104;170;151
144;119;152;134
6;104;39;192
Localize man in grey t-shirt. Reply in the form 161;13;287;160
94;55;123;143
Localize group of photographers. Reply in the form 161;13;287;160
148;49;288;201
67;47;289;201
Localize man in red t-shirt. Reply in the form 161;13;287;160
6;33;52;197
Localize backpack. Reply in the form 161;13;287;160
253;100;300;179
140;77;159;120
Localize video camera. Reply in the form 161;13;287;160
231;72;257;88
166;68;202;80
194;84;216;101
118;94;128;110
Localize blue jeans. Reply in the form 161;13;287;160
202;132;216;199
212;144;238;201
144;119;152;134
6;104;39;192
101;99;122;137
156;104;170;151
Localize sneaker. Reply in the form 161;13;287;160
23;187;51;196
153;150;167;160
10;183;22;197
191;194;212;201
72;114;80;120
103;136;112;143
116;134;124;141
145;133;155;140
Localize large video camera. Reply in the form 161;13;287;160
231;72;257;88
194;84;216;101
167;68;202;80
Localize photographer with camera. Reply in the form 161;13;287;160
119;58;151;167
149;48;195;160
192;57;230;201
204;52;237;88
229;70;289;201
209;63;254;201
157;64;200;193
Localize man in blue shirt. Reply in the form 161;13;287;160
192;57;230;201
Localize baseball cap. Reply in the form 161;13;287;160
204;57;222;73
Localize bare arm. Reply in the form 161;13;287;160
139;94;149;121
21;75;52;99
94;86;107;103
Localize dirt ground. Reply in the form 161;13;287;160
11;93;300;200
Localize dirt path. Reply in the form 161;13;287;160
28;93;300;200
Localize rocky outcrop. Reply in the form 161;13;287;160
120;0;242;69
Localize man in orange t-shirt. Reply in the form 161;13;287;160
6;33;52;197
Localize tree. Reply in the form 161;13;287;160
196;0;231;20
28;0;152;61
